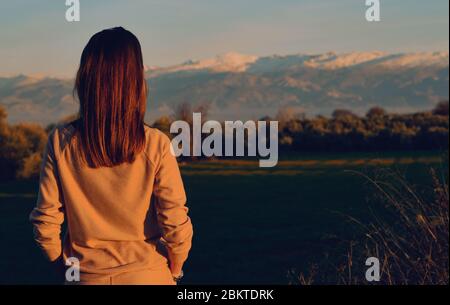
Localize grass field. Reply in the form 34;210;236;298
0;151;446;284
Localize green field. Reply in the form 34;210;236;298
0;151;446;284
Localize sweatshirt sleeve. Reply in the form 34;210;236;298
153;134;193;265
29;131;65;262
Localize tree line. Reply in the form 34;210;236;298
0;101;448;180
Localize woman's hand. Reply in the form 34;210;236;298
50;255;66;282
169;259;183;277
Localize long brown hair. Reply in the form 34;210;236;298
74;27;147;167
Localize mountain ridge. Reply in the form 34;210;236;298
0;51;448;124
145;51;449;76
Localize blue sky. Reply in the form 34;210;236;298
0;0;448;77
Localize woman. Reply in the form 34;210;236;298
29;27;193;285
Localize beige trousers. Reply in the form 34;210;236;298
67;266;176;285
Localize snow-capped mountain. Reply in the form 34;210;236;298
0;51;448;124
146;52;258;76
145;51;449;75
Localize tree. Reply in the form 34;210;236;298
173;102;210;123
173;102;193;124
16;152;42;179
332;109;358;120
366;106;387;119
0;105;7;137
152;116;172;136
0;113;47;180
0;105;6;124
433;101;449;117
276;106;305;129
172;102;210;161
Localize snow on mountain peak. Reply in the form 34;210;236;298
184;51;258;72
377;51;449;68
298;51;449;70
145;51;448;76
303;51;388;69
147;52;258;76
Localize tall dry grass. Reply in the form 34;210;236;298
295;165;449;285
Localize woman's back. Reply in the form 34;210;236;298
30;122;192;278
29;27;192;284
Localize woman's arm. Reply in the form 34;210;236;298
29;131;65;262
153;134;193;276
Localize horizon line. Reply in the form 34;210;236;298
1;49;449;79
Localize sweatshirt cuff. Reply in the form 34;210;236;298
41;244;62;262
168;251;189;266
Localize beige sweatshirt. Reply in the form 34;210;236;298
29;123;193;275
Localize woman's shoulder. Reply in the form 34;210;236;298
143;124;170;144
143;124;172;163
46;120;78;158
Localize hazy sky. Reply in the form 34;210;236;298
0;0;448;77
